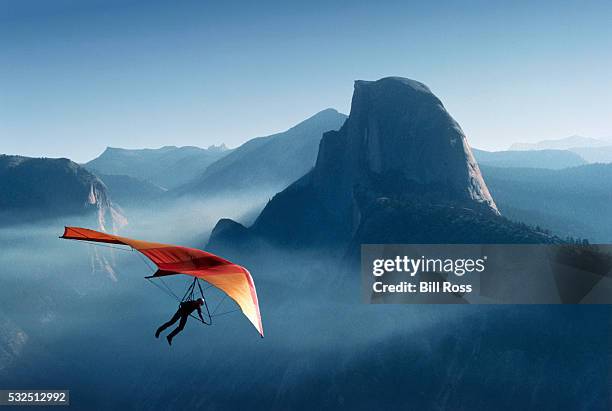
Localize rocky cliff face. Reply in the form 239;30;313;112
0;155;125;231
311;77;497;214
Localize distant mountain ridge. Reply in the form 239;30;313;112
175;108;347;197
566;146;612;164
509;135;610;151
472;148;586;169
86;144;230;189
208;77;556;256
508;135;612;164
97;174;166;206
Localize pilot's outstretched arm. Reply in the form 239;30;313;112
197;306;205;322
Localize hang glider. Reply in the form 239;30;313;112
61;226;263;337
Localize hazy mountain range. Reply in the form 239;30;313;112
471;148;586;169
79;109;347;203
85;144;230;189
1;82;610;246
78;140;602;209
509;135;612;163
509;135;610;151
175;108;347;197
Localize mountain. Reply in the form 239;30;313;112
481;163;612;242
208;77;556;255
472;148;586;169
0;155;122;228
175;109;347;196
97;174;166;206
509;135;610;151
567;146;612;163
507;135;612;164
86;145;230;190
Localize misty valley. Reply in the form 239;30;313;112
1;204;608;410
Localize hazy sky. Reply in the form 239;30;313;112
1;0;611;162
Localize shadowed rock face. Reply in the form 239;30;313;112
0;155;125;230
312;77;498;214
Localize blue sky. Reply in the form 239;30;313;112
1;0;611;162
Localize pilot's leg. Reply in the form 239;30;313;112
167;314;188;342
156;310;181;338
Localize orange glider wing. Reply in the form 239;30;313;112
61;226;263;337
